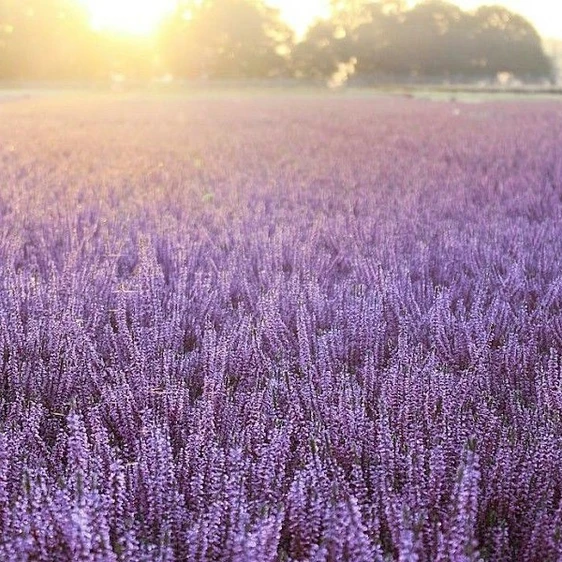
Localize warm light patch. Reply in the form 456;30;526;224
269;0;330;38
84;0;176;36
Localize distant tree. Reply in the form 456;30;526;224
471;5;553;80
329;0;371;30
161;0;294;79
379;1;476;78
351;0;408;76
291;1;404;81
319;0;553;83
0;0;97;79
0;0;553;83
291;20;348;79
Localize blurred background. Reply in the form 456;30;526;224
0;0;559;87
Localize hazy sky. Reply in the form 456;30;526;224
270;0;562;39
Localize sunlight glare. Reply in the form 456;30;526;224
269;0;330;38
85;0;176;36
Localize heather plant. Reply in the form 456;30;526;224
0;95;561;561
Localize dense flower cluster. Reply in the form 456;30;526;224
0;94;561;561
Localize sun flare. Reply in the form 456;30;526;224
84;0;176;36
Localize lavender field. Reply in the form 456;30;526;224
1;93;562;561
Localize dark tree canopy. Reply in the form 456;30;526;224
471;5;552;78
292;20;348;79
298;0;553;83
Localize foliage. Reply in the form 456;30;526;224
0;0;97;79
298;0;553;82
160;0;294;79
291;20;347;79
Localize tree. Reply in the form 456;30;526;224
471;5;553;80
0;0;98;79
321;0;553;83
351;0;408;77
329;0;371;29
382;1;476;78
161;0;294;79
291;20;348;79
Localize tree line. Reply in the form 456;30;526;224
0;0;554;83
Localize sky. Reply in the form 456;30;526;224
86;0;177;35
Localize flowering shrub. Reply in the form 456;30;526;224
0;95;561;561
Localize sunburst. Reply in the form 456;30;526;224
83;0;176;36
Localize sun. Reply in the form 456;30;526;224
84;0;177;36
